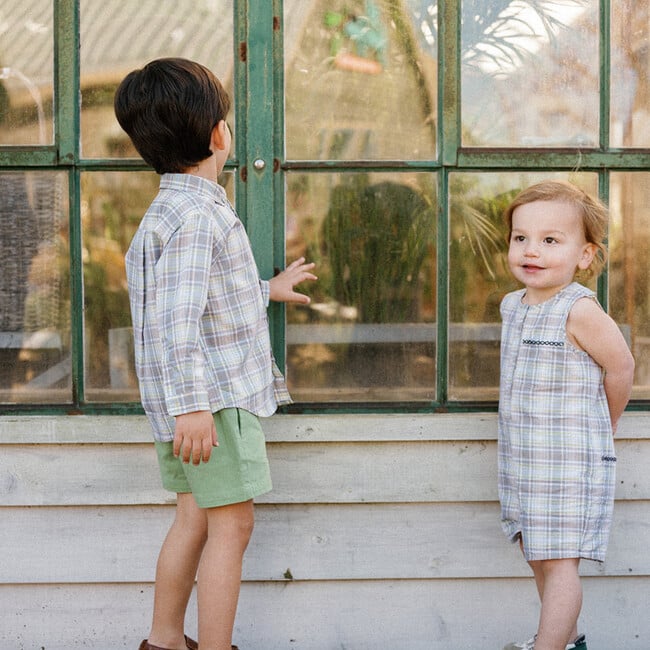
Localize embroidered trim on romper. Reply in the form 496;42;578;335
522;339;564;347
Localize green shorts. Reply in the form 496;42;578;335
154;408;272;508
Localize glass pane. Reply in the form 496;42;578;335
80;0;234;159
0;172;70;403
461;0;598;147
608;172;650;399
0;0;54;145
284;0;437;160
447;171;597;401
611;2;650;147
286;171;437;402
82;170;235;402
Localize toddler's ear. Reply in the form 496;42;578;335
578;243;597;270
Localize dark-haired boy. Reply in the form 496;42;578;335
115;57;316;650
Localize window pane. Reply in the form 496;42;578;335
82;171;235;402
611;2;650;147
447;171;597;401
286;171;437;402
461;0;598;147
284;0;437;160
0;172;70;403
0;0;54;145
79;0;234;159
609;172;650;399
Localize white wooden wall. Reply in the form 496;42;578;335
0;413;648;650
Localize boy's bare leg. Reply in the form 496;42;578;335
529;558;581;650
148;493;208;649
198;499;255;650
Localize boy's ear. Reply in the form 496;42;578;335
211;120;228;151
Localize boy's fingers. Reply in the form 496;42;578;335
191;439;203;465
201;437;213;463
296;264;316;276
173;435;182;458
286;259;315;274
183;441;193;464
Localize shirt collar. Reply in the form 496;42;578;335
160;173;228;204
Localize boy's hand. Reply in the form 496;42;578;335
269;257;317;304
173;410;218;465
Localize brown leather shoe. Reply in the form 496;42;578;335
139;637;238;650
138;636;200;650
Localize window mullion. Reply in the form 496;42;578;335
54;0;79;163
437;0;461;405
241;1;275;277
439;0;460;166
272;0;286;369
437;170;450;405
599;0;611;150
598;171;610;311
56;0;84;404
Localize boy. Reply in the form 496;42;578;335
114;57;316;650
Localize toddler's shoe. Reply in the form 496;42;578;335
502;633;586;650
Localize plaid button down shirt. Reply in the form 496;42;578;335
125;174;291;442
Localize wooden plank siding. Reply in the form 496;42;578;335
0;413;648;649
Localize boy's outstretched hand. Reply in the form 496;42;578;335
269;257;317;304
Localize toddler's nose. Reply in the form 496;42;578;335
524;242;540;256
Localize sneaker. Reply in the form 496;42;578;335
502;636;535;650
569;635;587;649
502;633;586;650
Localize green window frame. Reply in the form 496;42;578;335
0;0;647;415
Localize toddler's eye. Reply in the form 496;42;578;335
513;235;525;242
543;237;557;244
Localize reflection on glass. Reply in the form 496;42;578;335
82;171;235;402
611;2;650;147
0;172;70;403
80;0;234;159
0;0;54;145
284;0;437;160
286;172;437;402
608;173;649;399
461;0;598;147
447;171;597;400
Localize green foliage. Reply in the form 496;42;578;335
322;176;434;323
449;178;518;322
408;0;586;71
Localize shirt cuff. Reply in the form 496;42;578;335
165;392;211;417
260;279;270;307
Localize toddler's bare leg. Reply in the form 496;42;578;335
529;558;581;650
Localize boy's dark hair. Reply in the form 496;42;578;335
114;58;231;174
